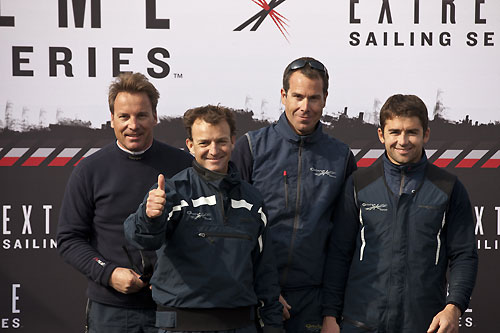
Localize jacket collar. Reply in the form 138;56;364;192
382;150;428;195
275;112;324;144
382;150;428;174
192;160;241;188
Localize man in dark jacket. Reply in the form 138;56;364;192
321;94;478;333
232;57;357;332
57;72;193;333
124;105;282;332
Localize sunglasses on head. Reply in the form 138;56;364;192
289;59;328;74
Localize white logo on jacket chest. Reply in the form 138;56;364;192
362;203;388;211
310;167;336;178
186;211;212;221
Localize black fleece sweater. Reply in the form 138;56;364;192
57;140;192;308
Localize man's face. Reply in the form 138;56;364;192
378;116;430;165
281;71;327;135
111;92;157;152
186;119;235;174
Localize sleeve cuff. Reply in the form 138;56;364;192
100;261;119;286
139;203;165;231
322;308;341;319
446;301;466;316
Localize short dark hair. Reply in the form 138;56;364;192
379;94;429;133
282;57;329;95
183;105;236;140
108;72;159;114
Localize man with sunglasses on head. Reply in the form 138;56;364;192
232;57;357;332
57;72;193;333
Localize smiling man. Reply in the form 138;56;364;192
185;115;233;174
232;57;357;332
110;90;157;152
124;105;282;332
321;94;478;333
57;72;193;333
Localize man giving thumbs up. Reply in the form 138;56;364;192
125;105;282;333
146;174;167;219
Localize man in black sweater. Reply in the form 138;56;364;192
57;72;193;333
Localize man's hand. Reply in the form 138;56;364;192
321;316;340;333
146;174;166;218
427;304;461;333
109;267;147;294
279;294;292;320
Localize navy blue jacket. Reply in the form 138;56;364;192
231;112;356;289
57;140;193;308
124;161;282;328
323;153;478;332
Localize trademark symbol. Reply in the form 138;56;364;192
174;73;183;78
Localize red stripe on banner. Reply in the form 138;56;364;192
73;157;85;166
455;159;480;168
0;157;20;166
22;157;47;166
74;148;100;166
357;158;377;167
433;158;454;168
48;157;72;166
481;159;500;169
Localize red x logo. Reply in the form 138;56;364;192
234;0;290;41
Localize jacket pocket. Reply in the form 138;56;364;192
197;231;252;242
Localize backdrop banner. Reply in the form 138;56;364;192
1;1;499;331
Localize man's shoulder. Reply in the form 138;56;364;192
246;123;275;139
352;159;384;192
243;124;286;155
151;140;193;174
169;166;193;181
153;140;191;157
167;167;210;193
233;125;275;158
75;143;115;169
320;132;350;151
65;144;116;185
238;179;264;202
424;163;458;199
425;162;457;182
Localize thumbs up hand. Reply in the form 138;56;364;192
146;174;167;219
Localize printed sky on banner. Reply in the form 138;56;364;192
0;0;499;128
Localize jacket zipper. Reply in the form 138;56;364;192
385;194;399;330
281;138;303;285
218;191;227;224
197;232;252;240
399;169;406;196
284;170;288;209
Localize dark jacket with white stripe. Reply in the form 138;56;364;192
322;153;478;332
231;112;356;290
124;161;282;328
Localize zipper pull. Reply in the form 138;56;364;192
283;170;288;209
198;232;206;238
